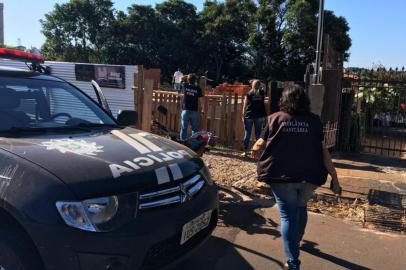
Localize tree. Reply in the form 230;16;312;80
40;0;351;83
41;0;115;62
100;10;132;64
199;0;256;82
156;0;202;80
104;1;203;82
123;4;165;67
282;0;351;80
283;0;319;80
323;10;351;61
248;0;287;82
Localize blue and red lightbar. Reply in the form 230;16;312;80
0;48;44;63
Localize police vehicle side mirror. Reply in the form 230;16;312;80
117;110;138;126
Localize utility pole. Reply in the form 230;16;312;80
308;0;325;117
314;0;325;84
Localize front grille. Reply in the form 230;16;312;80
139;174;206;210
141;209;218;270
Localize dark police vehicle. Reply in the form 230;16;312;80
0;49;218;270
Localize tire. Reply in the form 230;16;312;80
0;229;43;270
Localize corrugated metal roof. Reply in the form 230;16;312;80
0;59;137;117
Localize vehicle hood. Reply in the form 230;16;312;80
0;127;203;198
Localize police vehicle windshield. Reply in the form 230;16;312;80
0;76;117;133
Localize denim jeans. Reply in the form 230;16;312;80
173;82;182;90
270;182;317;270
180;110;199;141
243;117;264;151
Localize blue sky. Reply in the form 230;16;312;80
3;0;406;68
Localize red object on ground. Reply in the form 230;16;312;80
215;83;250;95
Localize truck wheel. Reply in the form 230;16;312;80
0;229;43;270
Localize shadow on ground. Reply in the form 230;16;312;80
174;187;284;270
333;162;384;173
173;235;285;270
333;152;406;170
209;149;257;162
217;187;279;236
301;240;372;270
220;200;280;237
172;236;256;270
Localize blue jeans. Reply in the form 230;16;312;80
270;182;317;270
173;83;181;90
243;117;264;151
180;110;199;141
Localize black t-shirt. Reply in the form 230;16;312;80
182;84;203;111
244;90;267;119
257;111;327;186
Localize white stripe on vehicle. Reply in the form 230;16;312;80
124;160;141;170
111;130;151;154
130;133;163;152
155;167;170;185
148;154;163;162
168;163;183;180
159;153;174;161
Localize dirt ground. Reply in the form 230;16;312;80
202;150;262;195
202;150;368;224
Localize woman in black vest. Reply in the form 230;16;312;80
241;79;267;156
251;84;341;270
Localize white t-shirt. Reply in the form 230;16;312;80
173;71;183;83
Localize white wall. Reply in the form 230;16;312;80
0;59;138;116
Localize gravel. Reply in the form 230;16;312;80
202;150;272;198
202;149;366;223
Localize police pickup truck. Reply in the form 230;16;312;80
0;49;218;270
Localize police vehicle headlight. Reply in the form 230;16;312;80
83;196;119;225
56;194;136;232
200;166;214;185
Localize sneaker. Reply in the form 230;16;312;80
240;152;248;157
283;262;300;270
256;182;267;188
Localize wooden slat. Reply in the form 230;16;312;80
141;79;153;131
203;96;209;130
211;98;216;137
136;65;144;129
155;92;160;124
220;93;227;145
227;92;233;146
175;94;181;132
233;93;239;148
235;95;244;149
170;93;176;132
212;98;221;142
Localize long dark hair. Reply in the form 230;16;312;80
279;84;311;115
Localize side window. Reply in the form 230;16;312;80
5;86;45;122
48;87;100;123
16;98;37;120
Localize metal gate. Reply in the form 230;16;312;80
340;68;406;159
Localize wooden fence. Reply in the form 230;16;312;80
151;90;270;149
134;78;338;150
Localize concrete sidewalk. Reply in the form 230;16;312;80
318;153;406;199
175;198;406;270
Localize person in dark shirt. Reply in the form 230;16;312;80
180;74;204;141
241;79;267;156
251;84;341;270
